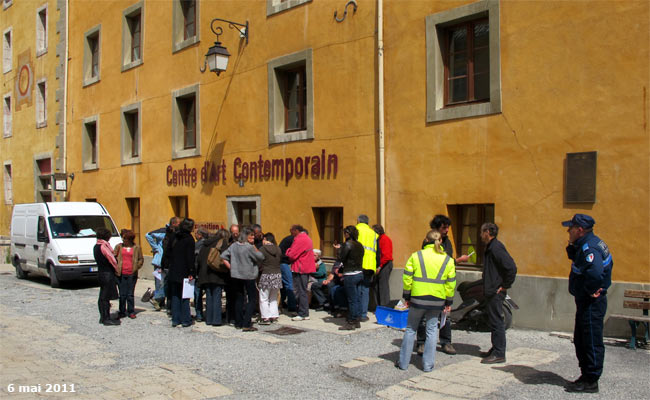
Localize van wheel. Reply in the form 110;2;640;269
49;264;61;288
14;258;28;279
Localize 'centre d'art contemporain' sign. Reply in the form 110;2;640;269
166;150;338;187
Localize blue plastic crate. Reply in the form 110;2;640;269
375;306;409;329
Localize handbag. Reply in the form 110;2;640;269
140;287;154;302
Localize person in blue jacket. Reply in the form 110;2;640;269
563;214;613;393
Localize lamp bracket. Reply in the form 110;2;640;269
210;18;249;44
334;0;357;23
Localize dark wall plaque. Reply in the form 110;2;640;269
565;151;597;203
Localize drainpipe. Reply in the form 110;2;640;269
377;0;386;227
62;0;69;200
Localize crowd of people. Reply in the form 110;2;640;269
92;211;612;393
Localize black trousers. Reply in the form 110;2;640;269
574;296;607;382
232;278;257;328
374;261;393;307
97;271;115;322
486;292;507;357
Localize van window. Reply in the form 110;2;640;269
48;216;118;238
37;216;47;241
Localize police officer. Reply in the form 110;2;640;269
563;214;612;393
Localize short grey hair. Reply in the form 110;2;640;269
239;227;253;243
481;223;499;238
357;214;369;224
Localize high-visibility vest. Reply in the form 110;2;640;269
356;223;378;273
403;244;456;309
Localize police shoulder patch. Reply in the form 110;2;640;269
586;253;594;263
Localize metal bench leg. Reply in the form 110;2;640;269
628;320;637;349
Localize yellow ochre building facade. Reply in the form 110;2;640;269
4;0;650;332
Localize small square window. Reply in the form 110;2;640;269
121;102;141;165
83;25;101;86
122;2;143;71
36;5;48;57
426;0;501;122
227;196;261;227
313;207;343;259
3;28;12;74
172;0;199;53
267;0;312;17
82;116;99;170
3;93;11;138
268;49;314;144
36;80;47;128
170;195;189;219
3;162;12;205
172;84;200;159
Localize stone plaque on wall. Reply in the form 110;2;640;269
565;151;597;203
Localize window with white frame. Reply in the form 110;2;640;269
83;25;101;86
121;102;141;165
3;93;10;137
172;0;199;53
425;0;501;123
267;49;314;144
36;5;48;56
267;0;312;17
3;162;12;205
3;28;11;74
82;116;99;170
36;79;47;128
172;84;200;159
122;2;143;71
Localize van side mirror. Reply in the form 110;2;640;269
38;233;50;243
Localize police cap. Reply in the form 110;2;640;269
561;214;595;229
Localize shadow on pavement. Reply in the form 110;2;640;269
493;364;569;387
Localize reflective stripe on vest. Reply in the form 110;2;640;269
413;251;451;284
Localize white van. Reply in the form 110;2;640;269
10;202;121;287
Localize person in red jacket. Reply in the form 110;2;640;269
372;224;393;307
285;225;316;321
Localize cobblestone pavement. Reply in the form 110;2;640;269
0;264;648;399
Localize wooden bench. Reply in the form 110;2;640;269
610;289;650;349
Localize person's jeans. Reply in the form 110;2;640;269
359;270;374;318
399;308;439;372
204;283;223;326
292;273;310;318
486;292;507;357
194;282;204;320
343;273;364;321
374;261;393;307
310;281;329;307
259;287;280;319
118;273;137;315
233;278;257;328
153;268;165;301
418;314;451;346
169;281;192;326
280;263;297;311
329;283;348;311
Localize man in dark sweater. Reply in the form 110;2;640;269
479;222;517;364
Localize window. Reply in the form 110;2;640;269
426;0;501;122
227;196;261;227
126;197;141;247
172;84;200;159
36;5;48;56
169;196;188;219
448;203;494;266
267;0;312;16
3;93;10;137
122;2;143;71
36;79;46;128
3;162;12;204
35;157;52;202
121;102;141;164
172;0;199;53
268;49;314;144
82;116;99;170
313;207;343;259
3;27;11;74
3;0;13;10
83;25;101;86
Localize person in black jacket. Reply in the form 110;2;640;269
197;229;230;326
479;223;517;364
93;228;120;326
335;225;365;330
161;217;181;313
168;218;196;327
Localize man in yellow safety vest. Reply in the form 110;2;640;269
356;214;379;321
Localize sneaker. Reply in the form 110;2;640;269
440;343;457;355
150;298;161;311
292;315;310;321
128;314;136;319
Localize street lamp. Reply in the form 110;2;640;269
200;18;249;76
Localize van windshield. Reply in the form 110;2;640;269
48;216;118;239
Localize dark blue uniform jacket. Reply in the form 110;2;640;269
568;232;613;301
